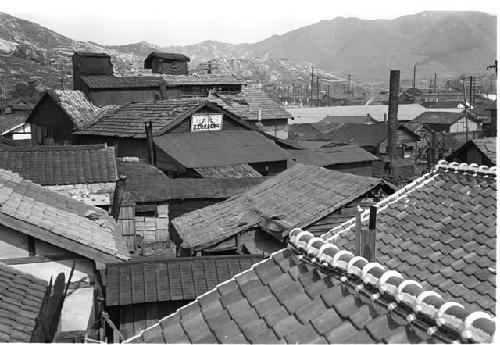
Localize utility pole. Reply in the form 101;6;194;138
412;64;417;103
327;84;331;106
433;73;437;94
347;74;352;98
462;78;469;142
316;76;320;107
469;76;474;109
310;67;314;107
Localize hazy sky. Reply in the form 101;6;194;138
2;0;498;46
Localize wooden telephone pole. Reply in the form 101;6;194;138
387;70;400;172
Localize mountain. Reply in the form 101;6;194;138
0;11;496;100
242;11;496;81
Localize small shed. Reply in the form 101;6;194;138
104;255;263;341
171;164;395;256
0;144;118;206
446;137;496;166
411;111;481;133
27;90;112;145
144;52;190;75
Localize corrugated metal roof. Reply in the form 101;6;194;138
154;130;290;168
172;163;390;251
0;145;117;185
80;76;163;89
0;168;129;262
105;255;263;306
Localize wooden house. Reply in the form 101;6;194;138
171;164;395;256
411;111;481;134
144;52;190;75
27;90;111;145
104;255;263;340
210;88;292;138
0;168;129;341
78;76;165;106
287;144;379;177
321;122;420;159
74;99;290;177
115;157;266;253
446;137;496;166
0;144;118;206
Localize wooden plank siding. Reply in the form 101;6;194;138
29;97;75;145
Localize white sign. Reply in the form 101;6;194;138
191;113;223;132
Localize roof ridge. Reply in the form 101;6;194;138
289;229;495;343
124;249;286;343
435;159;497;177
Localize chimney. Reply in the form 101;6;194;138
354;206;377;261
145;121;157;166
72;52;113;91
387;70;400;171
111;175;127;221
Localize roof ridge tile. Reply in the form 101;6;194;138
289;228;495;343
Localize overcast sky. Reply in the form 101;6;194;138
2;0;498;46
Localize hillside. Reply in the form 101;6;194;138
242;11;496;80
0;11;496;100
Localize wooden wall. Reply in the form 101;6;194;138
326;161;374;177
29;97;75;145
88;89;162;106
249;160;288;176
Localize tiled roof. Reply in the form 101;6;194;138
0;168;129;263
412;111;475;125
161;74;245;86
172;164;389;251
0;136;23;146
105;255;263;306
153;130;290;168
211;88;292;120
288;123;325;141
80;76;163;89
74;99;206;137
32;90;105;130
0;114;29;135
0;145;118;185
288;145;379;167
322;123;390;147
194;164;263;178
125;231;495;344
0;263;48;342
323;161;496;315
